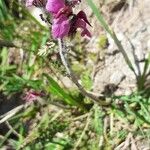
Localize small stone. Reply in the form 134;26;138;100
74;121;81;128
69;127;76;136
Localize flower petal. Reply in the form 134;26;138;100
75;18;91;37
77;11;91;26
81;29;91;37
46;0;65;13
52;15;70;39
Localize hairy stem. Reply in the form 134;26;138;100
58;39;110;106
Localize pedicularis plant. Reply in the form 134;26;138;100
24;0;149;103
26;0;91;38
25;0;110;106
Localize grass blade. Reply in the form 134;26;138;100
43;74;85;109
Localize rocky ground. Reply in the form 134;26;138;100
83;0;150;96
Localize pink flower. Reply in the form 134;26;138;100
46;0;65;13
75;18;91;37
52;15;70;39
69;11;91;37
23;91;42;102
25;0;91;39
46;0;72;38
55;6;72;18
76;11;91;26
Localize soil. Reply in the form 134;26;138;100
83;0;150;96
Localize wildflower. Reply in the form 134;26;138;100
25;0;91;39
46;0;91;39
69;11;91;37
52;15;70;39
46;0;65;14
23;90;42;102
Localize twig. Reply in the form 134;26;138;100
73;112;91;150
72;113;89;121
110;112;114;136
58;39;110;106
6;121;20;138
50;110;63;122
0;123;20;147
49;101;71;109
0;103;29;124
115;133;138;150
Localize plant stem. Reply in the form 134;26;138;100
73;112;91;150
58;39;110;106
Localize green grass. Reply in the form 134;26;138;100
0;0;149;149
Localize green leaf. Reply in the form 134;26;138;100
43;73;85;109
45;143;62;150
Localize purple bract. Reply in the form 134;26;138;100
26;0;91;39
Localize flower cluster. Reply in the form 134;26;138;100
26;0;91;39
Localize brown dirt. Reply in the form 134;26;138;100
82;0;150;96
